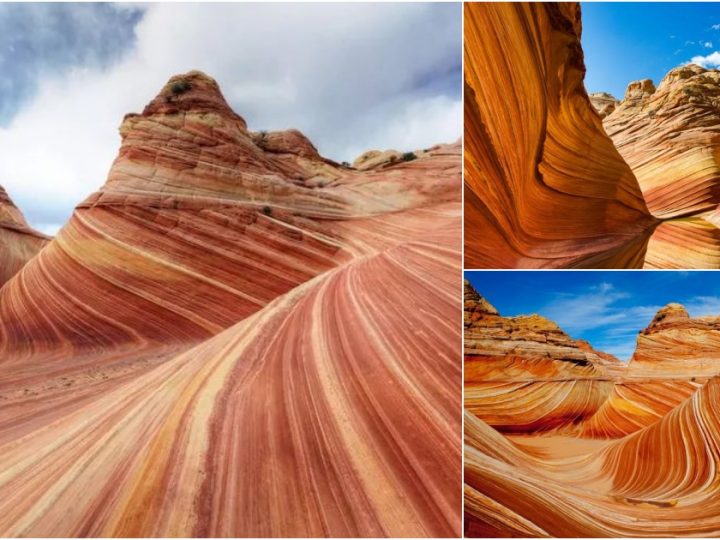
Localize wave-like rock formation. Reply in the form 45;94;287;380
0;71;462;537
465;2;720;268
464;280;616;433
464;2;656;269
465;280;720;536
0;186;48;286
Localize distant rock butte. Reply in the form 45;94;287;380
0;186;48;286
0;70;461;537
465;2;720;268
465;279;720;537
589;92;619;118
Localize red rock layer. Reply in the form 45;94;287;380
0;186;48;286
0;71;461;536
464;2;656;269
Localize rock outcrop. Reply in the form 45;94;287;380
0;186;48;286
464;2;656;268
597;65;720;268
465;2;720;269
589;91;619;118
464;280;614;433
465;280;720;537
0;71;461;537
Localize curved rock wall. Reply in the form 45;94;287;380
464;2;655;268
0;71;462;536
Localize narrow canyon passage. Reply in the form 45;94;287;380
464;2;720;268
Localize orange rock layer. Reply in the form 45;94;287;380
465;2;720;269
464;2;656;269
0;71;462;537
465;278;720;536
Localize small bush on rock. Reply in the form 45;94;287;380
171;80;192;94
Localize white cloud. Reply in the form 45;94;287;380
689;51;720;67
705;41;714;48
713;24;720;30
539;284;720;361
0;3;461;231
685;296;720;317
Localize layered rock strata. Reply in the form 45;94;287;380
465;282;720;536
464;2;656;268
464;280;615;432
0;71;462;537
0;186;48;285
465;2;720;268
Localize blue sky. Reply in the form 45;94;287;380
465;271;720;361
583;2;720;98
0;3;461;234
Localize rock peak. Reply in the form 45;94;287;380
464;279;498;316
141;70;247;128
624;78;656;100
646;303;689;331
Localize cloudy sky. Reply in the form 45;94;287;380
0;2;461;234
583;2;720;98
465;271;720;361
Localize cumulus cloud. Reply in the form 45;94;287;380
690;51;720;67
0;3;461;231
540;282;720;361
541;283;660;361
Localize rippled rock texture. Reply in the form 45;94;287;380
0;71;462;537
465;2;720;268
0;186;48;286
465;279;720;536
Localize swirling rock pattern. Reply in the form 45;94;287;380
464;2;656;269
464;280;616;433
0;186;48;286
466;2;720;269
465;283;720;536
0;71;462;537
604;65;720;220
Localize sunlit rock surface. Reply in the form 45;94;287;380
465;2;720;269
0;71;461;537
464;2;656;269
465;281;720;537
0;186;48;286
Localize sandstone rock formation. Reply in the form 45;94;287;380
598;65;720;268
465;282;720;536
464;2;656;268
0;71;461;537
465;2;720;268
589;91;619;118
0;186;48;286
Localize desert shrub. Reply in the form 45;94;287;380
262;205;272;216
171;80;192;94
402;152;417;162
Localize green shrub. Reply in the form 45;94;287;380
262;205;272;216
402;152;417;162
341;161;350;167
171;80;192;94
